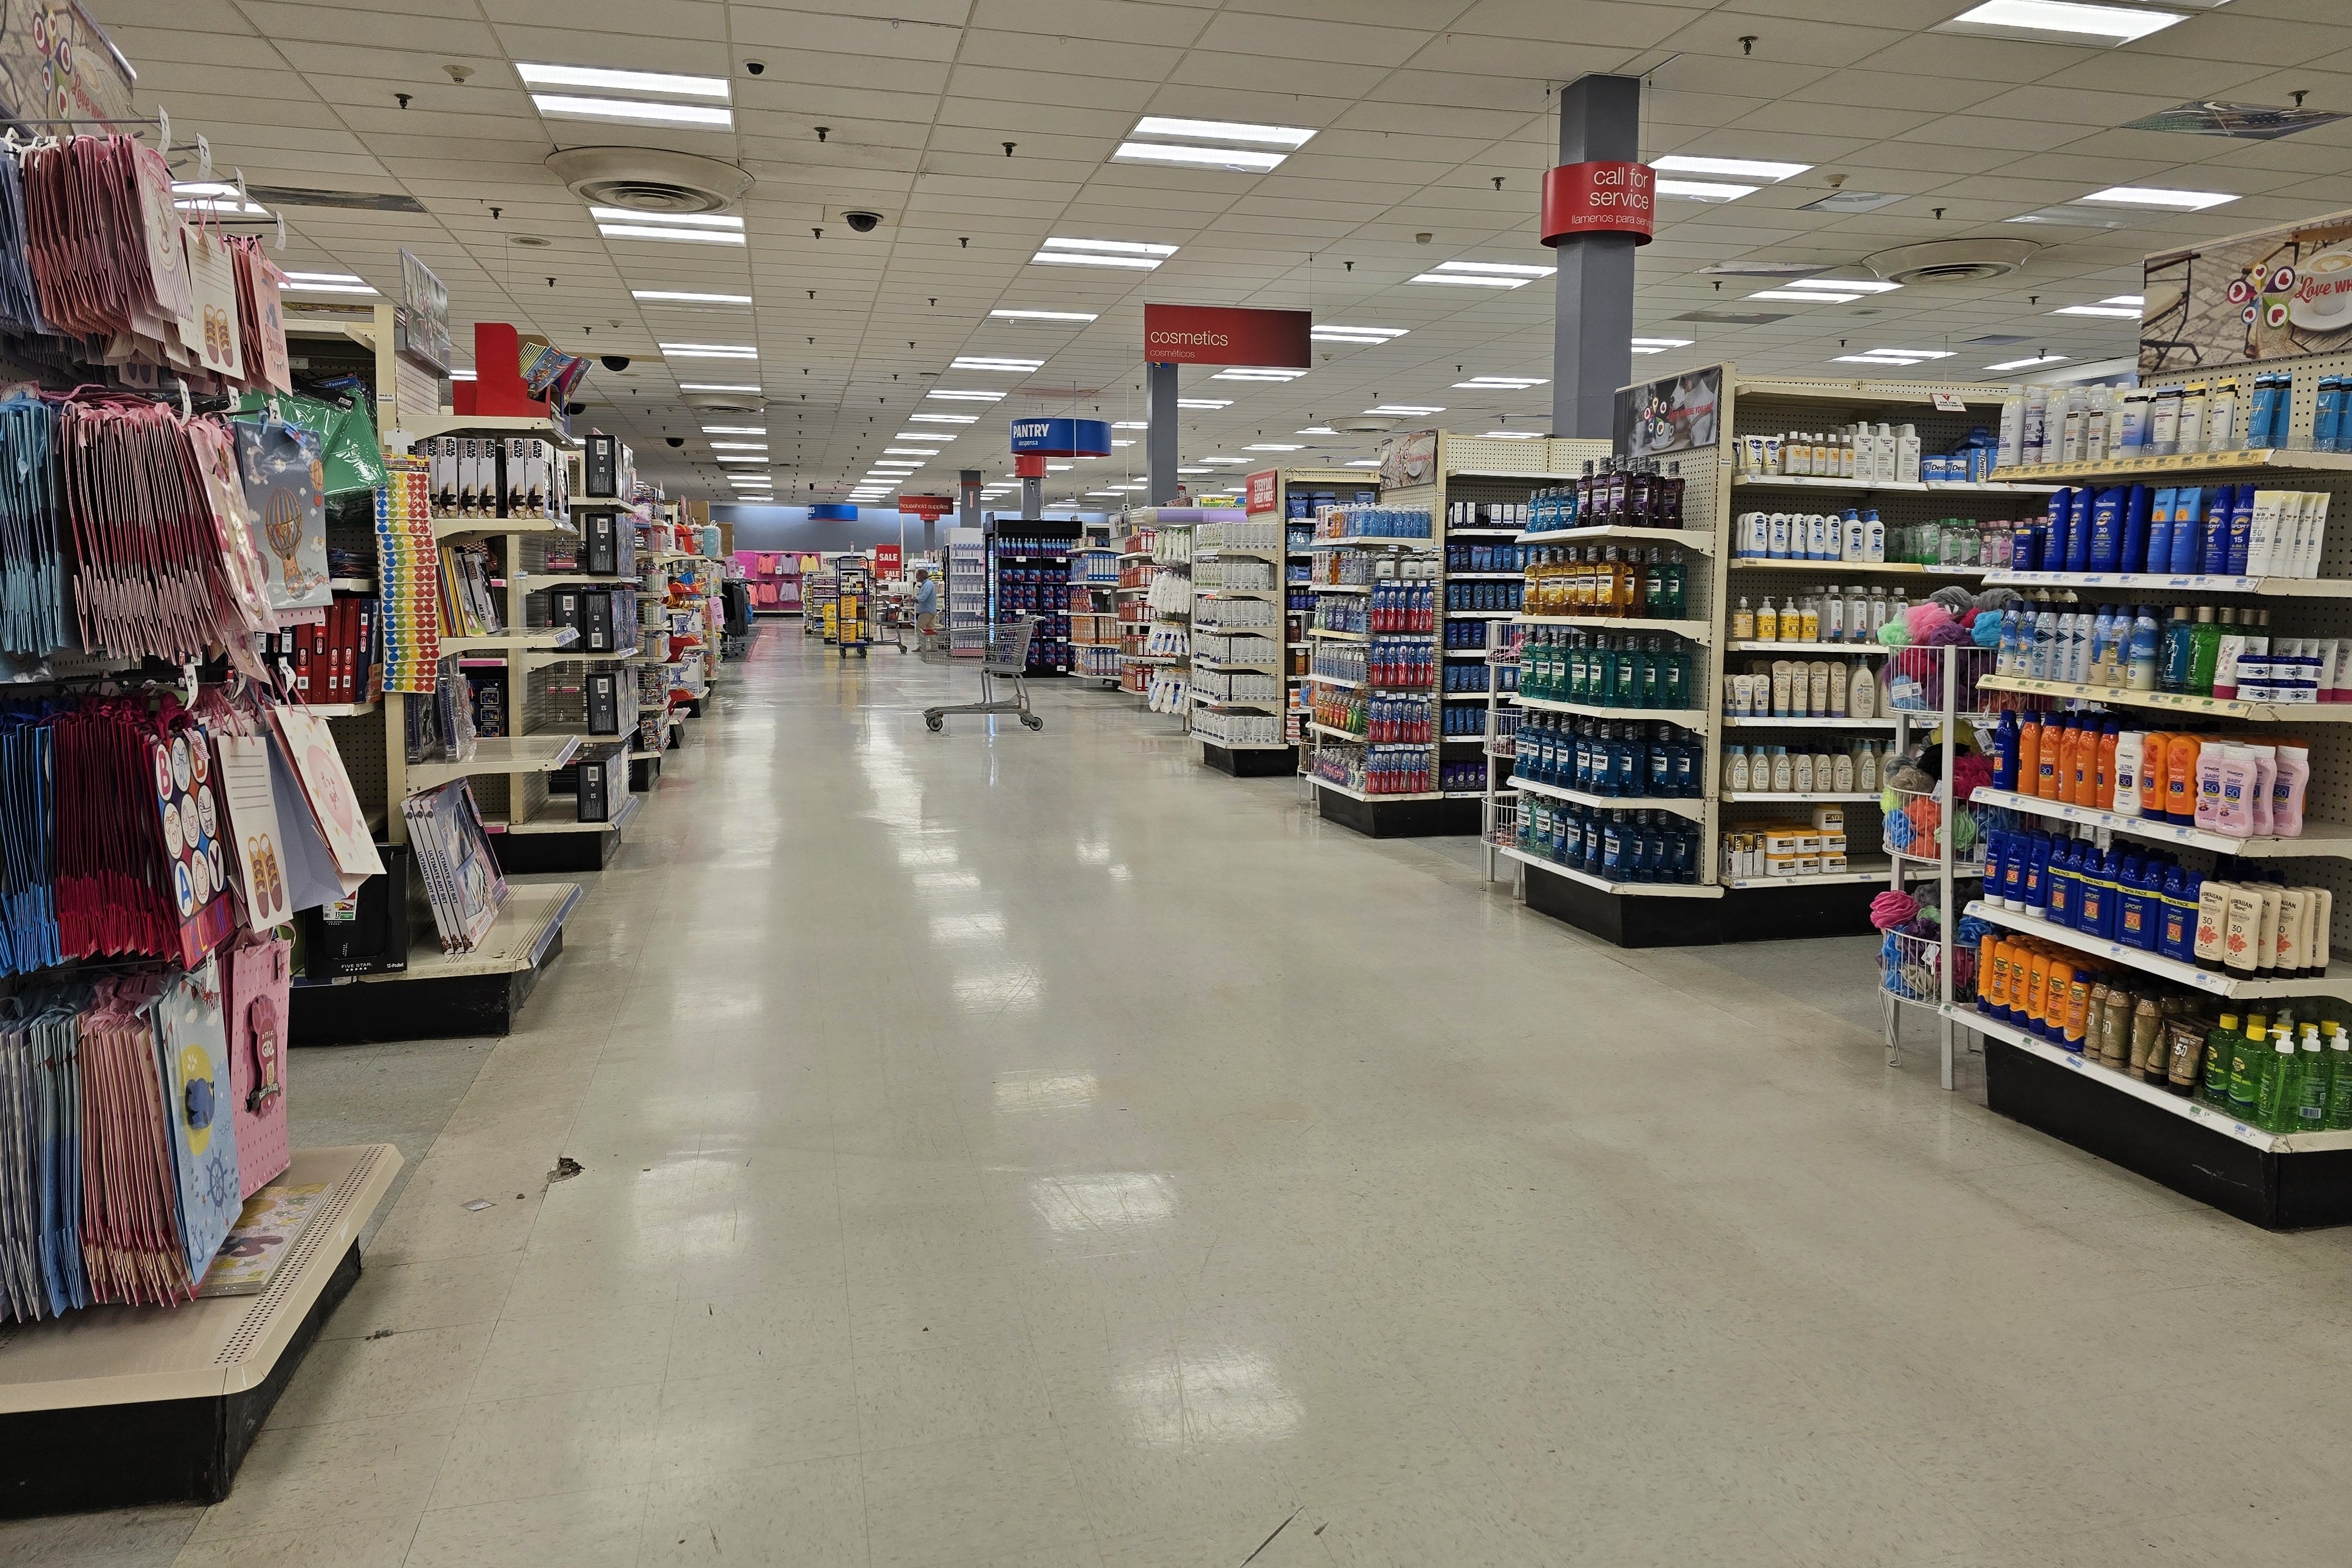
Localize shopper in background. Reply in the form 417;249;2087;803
914;567;941;649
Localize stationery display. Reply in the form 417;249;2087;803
402;779;507;953
261;593;378;706
437;543;502;636
374;461;441;692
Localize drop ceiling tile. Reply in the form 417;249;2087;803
95;0;259;26
947;63;1148;112
1726;101;1935;142
1783;69;2004;116
964;0;1205;47
480;0;726;38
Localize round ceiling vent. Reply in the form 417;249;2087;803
1332;415;1396;434
546;147;752;215
1862;238;2040;286
681;390;764;413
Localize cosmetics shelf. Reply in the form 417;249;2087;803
1512;775;1706;821
1515;524;1716;552
1965;898;2352;1001
2000;448;2352;483
1975;673;2352;724
1514;694;1710;731
1981;570;2352;598
1969;787;2352;860
1496;844;1723;898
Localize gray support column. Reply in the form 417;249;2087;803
923;517;936;551
959;469;981;530
1145;360;1180;503
1021;476;1041;520
1552;73;1642;440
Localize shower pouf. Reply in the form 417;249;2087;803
1869;890;1919;930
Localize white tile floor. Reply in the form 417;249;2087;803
18;626;2352;1567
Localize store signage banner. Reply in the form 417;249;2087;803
898;494;953;520
1377;430;1439;490
874;544;903;574
1143;305;1309;367
1244;469;1279;514
1613;366;1722;460
2141;207;2352;377
397;249;452;372
1541;161;1655;246
1008;417;1111;456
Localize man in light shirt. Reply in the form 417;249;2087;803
913;567;940;648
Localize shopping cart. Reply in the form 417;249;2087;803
924;616;1042;732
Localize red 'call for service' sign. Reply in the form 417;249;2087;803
1143;304;1311;368
1541;161;1655;246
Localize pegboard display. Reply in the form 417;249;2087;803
328;704;389;835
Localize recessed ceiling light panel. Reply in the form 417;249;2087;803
1935;0;2187;45
1653;155;1810;181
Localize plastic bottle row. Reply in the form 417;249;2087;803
1312;743;1439;795
1735;508;1886;563
1518;801;1704;885
1725;658;1880;720
1733;423;1932;484
1442;620;1496;650
1315;505;1431;540
1441;701;1488;738
1733;587;1910;644
2012;484;2330;579
1312;691;1436;742
1724;742;1887;795
1521;545;1690;618
1992;602;2350;705
1444;541;1533;573
1522;458;1690;534
1448;579;1523;612
1443;659;1512;694
1995;379;2290;469
1519;631;1695;710
1989;712;2313;838
1512;716;1703;798
1355;582;1435;631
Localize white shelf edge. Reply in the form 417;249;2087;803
1966;898;2352;1000
1968;787;2352;860
1498;842;1722;897
1511;774;1706;820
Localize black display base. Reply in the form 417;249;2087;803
1314;785;1478;838
290;932;564;1045
1984;1038;2352;1229
1200;742;1295;777
1718;881;1880;942
681;697;706;717
493;827;618;874
1521;860;1720;948
630;754;660;791
0;1243;361;1517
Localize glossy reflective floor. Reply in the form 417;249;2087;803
21;627;2352;1568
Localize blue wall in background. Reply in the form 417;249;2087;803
714;504;1109;553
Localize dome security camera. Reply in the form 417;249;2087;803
601;354;630;372
746;60;766;75
665;436;684;448
845;211;881;233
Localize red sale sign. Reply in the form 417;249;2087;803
1541;161;1655;246
1245;469;1279;514
1143;304;1310;367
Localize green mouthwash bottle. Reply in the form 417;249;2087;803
2226;1015;2269;1124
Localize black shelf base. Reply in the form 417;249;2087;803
1718;881;1880;942
1522;860;1719;947
290;930;564;1044
1985;1038;2352;1229
630;754;661;791
1200;741;1295;777
493;827;619;874
1315;786;1478;838
0;1243;362;1517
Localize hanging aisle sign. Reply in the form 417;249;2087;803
1008;417;1111;456
1142;304;1309;367
1541;161;1655;246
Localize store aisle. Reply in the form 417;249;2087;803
44;627;2352;1568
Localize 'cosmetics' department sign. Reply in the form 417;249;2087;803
1142;305;1310;367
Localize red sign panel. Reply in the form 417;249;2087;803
1245;469;1279;514
1541;161;1655;246
874;544;904;575
898;494;953;521
1143;304;1310;368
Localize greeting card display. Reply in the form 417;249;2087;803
235;416;329;616
152;965;242;1283
270;706;383;885
222;931;291;1197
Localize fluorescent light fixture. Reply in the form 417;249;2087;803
680;383;761;393
894;433;953;442
1085;490;1124;497
1313;325;1407;343
2053;303;2143;317
1111;421;1150;429
1987;353;2070;371
1195;456;1247;465
1481;430;1545;439
278;271;377;295
1132;116;1315;148
1047;463;1073;471
926;390;1005;402
1245;443;1304;452
714;455;765;464
1177;398;1231;409
1114;142;1285;172
991;309;1098;323
1749;289;1863;303
701;425;766;434
1031;236;1177;270
1656;180;1756;203
1632;337;1694;348
603;225;744;245
1030;251;1161;270
1343;459;1381;467
2103;295;2145;306
1454;376;1550;389
709;442;768;450
1630;345;1671;355
2080;185;2239;211
1866;349;1955;360
1212;368;1307;381
632;290;752;304
1295;426;1338;435
1936;0;2187;46
1368;404;1444;415
1798;279;1902;293
1111;439;1134;447
661;342;756;358
1653;155;1810;181
449;370;476;381
884;448;941;456
1433;260;1553;277
533;94;731;129
910;413;978;424
516;63;729;98
593;208;740;230
1834;355;1932;365
1178;466;1214;474
950;356;1044;372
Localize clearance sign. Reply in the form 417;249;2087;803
1142;304;1310;367
1541;160;1655;246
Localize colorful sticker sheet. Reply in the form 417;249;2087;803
375;461;442;693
